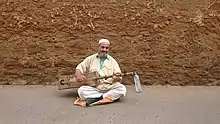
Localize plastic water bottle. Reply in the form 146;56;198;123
133;72;142;93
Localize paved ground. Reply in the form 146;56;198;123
0;85;220;124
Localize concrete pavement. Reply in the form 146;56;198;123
0;85;220;124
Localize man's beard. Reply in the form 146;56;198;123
100;51;107;57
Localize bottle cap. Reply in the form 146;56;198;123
134;72;138;75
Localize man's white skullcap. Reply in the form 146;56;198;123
98;39;110;45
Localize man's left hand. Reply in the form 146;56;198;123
112;73;122;82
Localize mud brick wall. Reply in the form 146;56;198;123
0;0;220;85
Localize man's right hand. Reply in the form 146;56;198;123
75;70;86;82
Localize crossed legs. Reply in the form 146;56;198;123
74;83;126;106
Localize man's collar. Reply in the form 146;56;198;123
96;53;110;60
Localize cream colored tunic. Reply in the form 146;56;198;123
76;53;122;91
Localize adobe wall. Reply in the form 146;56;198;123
0;0;219;85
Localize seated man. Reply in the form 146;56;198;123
73;39;126;107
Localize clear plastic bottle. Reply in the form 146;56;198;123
133;72;142;93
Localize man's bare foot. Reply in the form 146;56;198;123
73;97;87;107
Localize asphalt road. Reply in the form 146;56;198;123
0;85;220;124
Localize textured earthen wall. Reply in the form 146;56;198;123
0;0;220;85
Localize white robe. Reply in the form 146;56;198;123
75;53;127;101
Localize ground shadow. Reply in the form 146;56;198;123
86;97;127;108
55;88;78;98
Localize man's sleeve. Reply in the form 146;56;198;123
114;61;121;73
113;59;123;81
75;57;90;74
